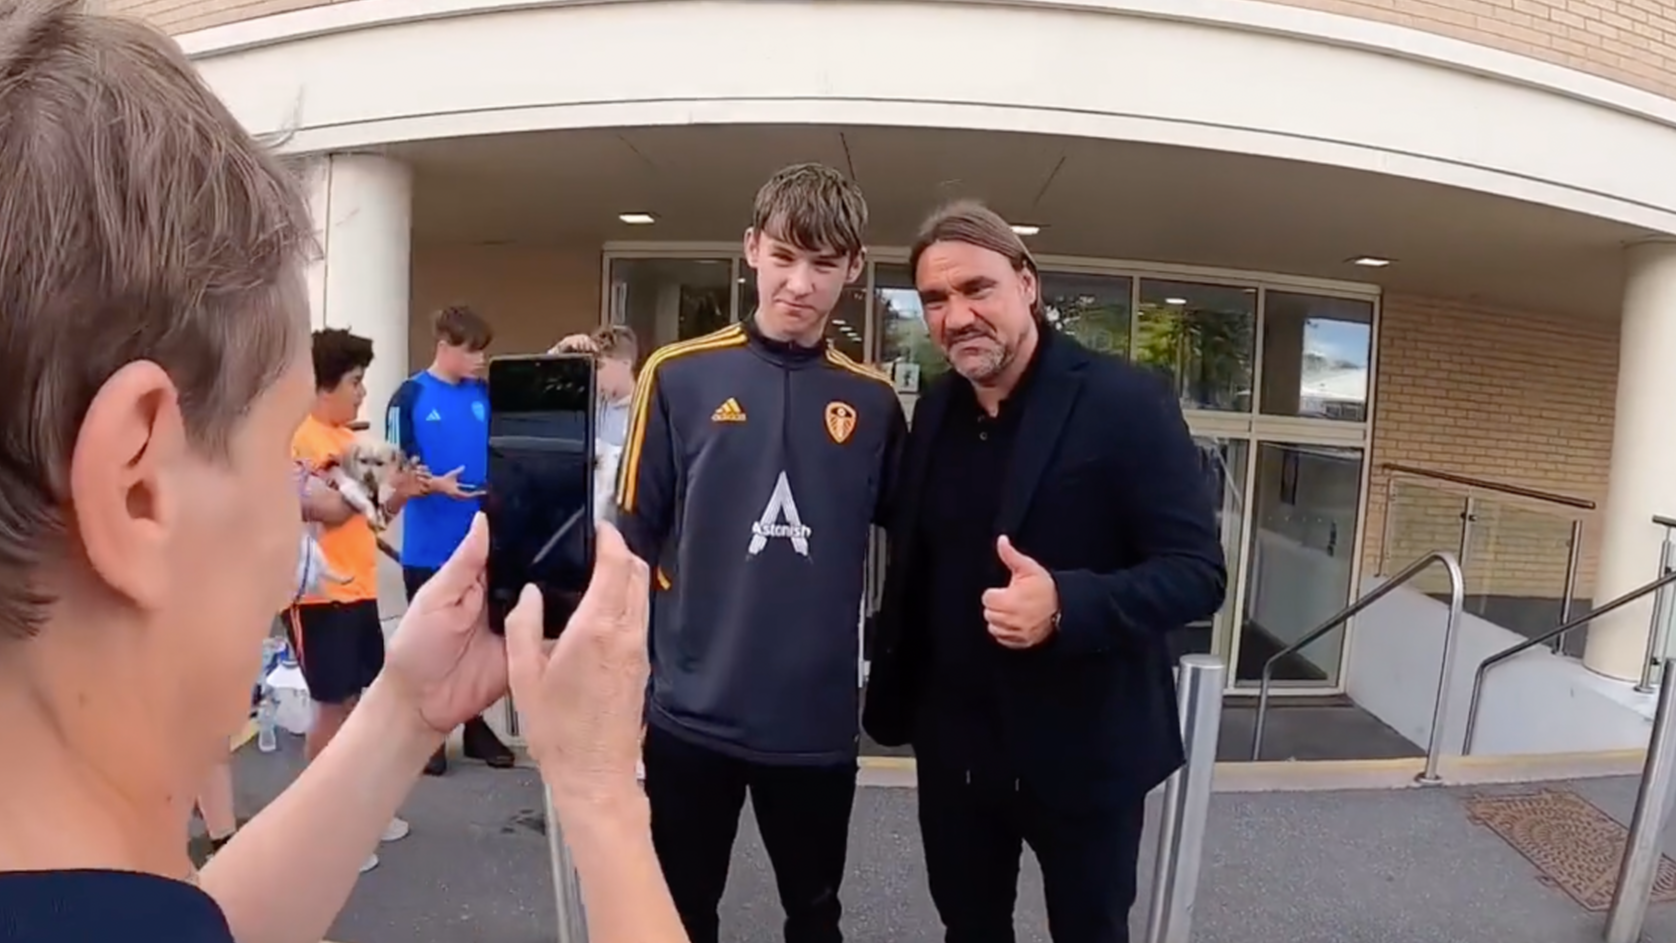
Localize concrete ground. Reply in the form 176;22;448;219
219;733;1676;943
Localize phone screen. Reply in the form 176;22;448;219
485;355;596;638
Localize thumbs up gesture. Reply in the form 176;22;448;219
981;536;1061;650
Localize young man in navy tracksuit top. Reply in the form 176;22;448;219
386;305;515;776
615;164;906;943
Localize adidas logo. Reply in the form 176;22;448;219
711;398;747;423
425;409;443;422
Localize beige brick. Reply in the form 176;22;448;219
1362;295;1617;602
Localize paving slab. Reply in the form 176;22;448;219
218;734;1676;943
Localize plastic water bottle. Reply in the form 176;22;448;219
261;636;286;673
256;687;278;753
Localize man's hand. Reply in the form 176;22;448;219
549;333;598;355
427;466;480;500
391;463;427;500
299;467;356;527
982;536;1060;650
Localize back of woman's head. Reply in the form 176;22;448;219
0;0;315;640
0;3;321;857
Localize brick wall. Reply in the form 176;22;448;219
1363;295;1619;601
99;0;1676;101
98;0;331;33
1271;0;1676;100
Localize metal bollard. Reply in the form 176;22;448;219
544;785;589;943
1605;658;1676;943
1145;655;1227;943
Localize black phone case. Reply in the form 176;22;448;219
484;353;597;639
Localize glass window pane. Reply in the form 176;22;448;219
874;263;951;398
1260;291;1373;422
1169;437;1250;665
609;258;732;353
1041;272;1132;357
1236;443;1364;686
1135;279;1256;412
739;270;868;362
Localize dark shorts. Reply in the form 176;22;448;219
402;566;438;603
286;600;384;706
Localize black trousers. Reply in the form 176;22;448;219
642;722;858;943
917;762;1147;943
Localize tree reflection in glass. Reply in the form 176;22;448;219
1041;272;1132;357
1135;280;1256;412
873;264;950;388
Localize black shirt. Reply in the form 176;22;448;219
0;869;234;943
912;335;1047;783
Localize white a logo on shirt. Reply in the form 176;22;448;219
749;471;812;557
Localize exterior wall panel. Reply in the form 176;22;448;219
110;0;1676;100
1364;295;1618;611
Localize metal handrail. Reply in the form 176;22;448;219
1250;550;1465;784
1462;566;1676;754
1381;462;1596;511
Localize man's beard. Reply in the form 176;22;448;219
947;328;1013;385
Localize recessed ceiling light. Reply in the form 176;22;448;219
1010;224;1042;236
1165;297;1188;306
1349;255;1392;267
618;212;657;225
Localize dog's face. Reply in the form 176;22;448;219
340;439;408;490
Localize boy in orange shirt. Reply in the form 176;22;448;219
289;328;421;872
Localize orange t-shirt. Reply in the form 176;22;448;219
293;414;378;604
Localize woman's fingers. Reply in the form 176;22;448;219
420;513;489;605
566;522;648;640
504;583;546;705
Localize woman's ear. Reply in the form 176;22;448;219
67;361;185;612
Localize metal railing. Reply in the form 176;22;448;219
1462;566;1676;755
1638;515;1676;693
1145;655;1226;943
1379;464;1592;654
1379;463;1597;512
1250;551;1465;784
1606;657;1676;943
547;786;588;943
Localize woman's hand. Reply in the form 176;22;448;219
506;522;649;811
383;514;509;738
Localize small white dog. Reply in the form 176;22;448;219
326;438;411;532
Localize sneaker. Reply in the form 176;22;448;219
423;748;447;777
359;853;379;873
381;818;410;843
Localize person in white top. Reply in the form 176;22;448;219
550;326;640;522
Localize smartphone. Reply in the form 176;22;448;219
485;354;597;638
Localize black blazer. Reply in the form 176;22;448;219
862;332;1227;808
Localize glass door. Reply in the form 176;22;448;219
1172;435;1251;666
608;257;733;350
1234;442;1366;686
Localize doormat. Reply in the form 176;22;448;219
1463;789;1676;912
